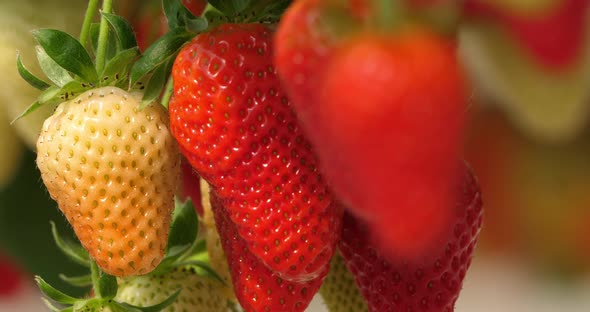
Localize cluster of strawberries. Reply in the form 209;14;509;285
19;0;588;311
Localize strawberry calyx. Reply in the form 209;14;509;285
14;0;205;123
38;198;228;312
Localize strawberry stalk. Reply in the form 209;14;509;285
79;0;100;46
95;0;114;73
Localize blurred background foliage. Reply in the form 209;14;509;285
1;0;590;309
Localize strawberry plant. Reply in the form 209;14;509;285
12;0;488;311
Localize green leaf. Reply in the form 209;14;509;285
130;28;194;86
100;47;140;85
98;272;118;299
208;0;251;15
102;13;138;50
117;289;181;312
140;59;173;109
58;274;93;288
16;52;50;90
32;29;98;83
166;198;198;257
35;276;81;305
90;23;118;61
36;46;73;87
163;0;196;29
50;221;90;268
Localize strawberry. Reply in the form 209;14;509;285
114;267;227;312
320;252;368;312
200;178;235;301
210;190;327;312
276;0;468;259
36;86;180;276
338;162;483;312
169;22;342;281
463;0;590;70
0;252;23;297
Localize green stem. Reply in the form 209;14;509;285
79;0;100;48
95;0;114;74
90;261;102;298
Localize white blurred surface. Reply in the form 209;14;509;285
3;256;590;311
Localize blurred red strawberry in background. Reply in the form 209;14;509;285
464;0;590;71
0;251;23;297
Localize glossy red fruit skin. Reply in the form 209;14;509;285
318;31;467;258
179;157;204;216
339;162;483;312
277;1;468;259
463;0;590;70
182;0;207;16
169;23;342;282
211;191;327;312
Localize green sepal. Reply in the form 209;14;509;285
208;0;251;16
32;29;98;83
130;28;194;86
41;297;62;312
176;260;226;285
160;76;174;109
140;58;174;109
91;23;119;61
102;13;138;50
72;298;107;312
98;272;118;299
16;52;50;90
36;276;81;305
115;289;181;312
58;274;93;288
10;100;42;124
50;221;91;268
166;198;199;257
163;0;196;29
36;45;73;87
251;0;292;22
100;47;140;86
185;17;209;33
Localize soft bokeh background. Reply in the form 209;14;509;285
1;0;590;311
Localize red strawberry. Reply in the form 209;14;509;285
276;0;468;259
463;0;590;70
0;252;23;297
339;162;483;312
169;23;342;281
182;0;207;16
210;191;327;312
